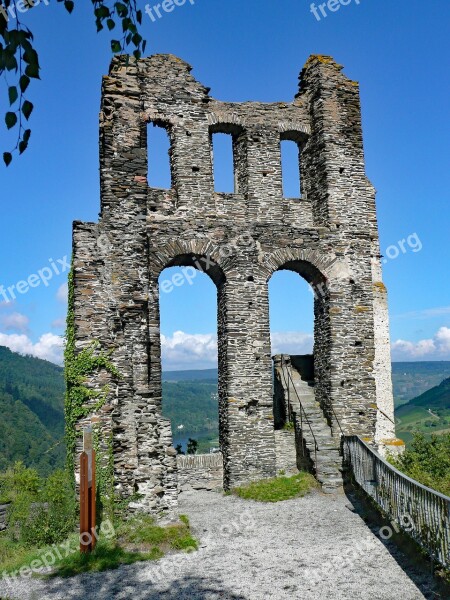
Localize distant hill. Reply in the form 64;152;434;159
395;377;450;444
162;368;217;382
392;362;450;407
162;380;218;453
0;346;65;476
1;346;449;472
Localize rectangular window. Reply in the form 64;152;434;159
211;133;235;193
281;140;301;198
148;123;172;189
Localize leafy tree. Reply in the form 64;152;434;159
390;433;450;497
1;0;147;165
186;438;198;455
0;346;65;475
0;461;40;503
175;444;184;456
1;462;76;546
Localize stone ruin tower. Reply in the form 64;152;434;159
70;54;400;515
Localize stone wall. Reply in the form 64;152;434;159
274;430;298;475
0;504;8;531
177;453;224;492
70;53;396;515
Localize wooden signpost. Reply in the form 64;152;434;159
80;426;96;553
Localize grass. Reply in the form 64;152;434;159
230;472;318;502
0;514;197;579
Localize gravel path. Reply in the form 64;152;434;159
0;489;440;600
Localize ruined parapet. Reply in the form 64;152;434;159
177;453;224;492
69;53;396;515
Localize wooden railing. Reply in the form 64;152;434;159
344;435;450;567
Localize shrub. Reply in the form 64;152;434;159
230;472;318;502
0;463;76;547
0;462;40;504
389;433;450;497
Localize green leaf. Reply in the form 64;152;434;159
8;86;18;106
115;2;128;18
25;63;40;79
23;48;39;67
132;33;142;47
111;40;121;53
23;129;31;143
18;140;28;155
4;53;18;71
22;100;34;120
64;0;74;13
19;74;30;93
95;5;110;18
5;112;17;129
3;152;12;167
106;19;115;31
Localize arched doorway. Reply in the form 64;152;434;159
267;260;343;492
147;253;228;490
159;264;219;454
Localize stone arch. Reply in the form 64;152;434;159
150;238;230;283
266;248;335;427
148;246;231;485
261;247;336;284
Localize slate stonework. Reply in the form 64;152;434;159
70;54;396;516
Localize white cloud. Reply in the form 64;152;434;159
0;311;29;332
56;283;68;303
161;330;314;370
393;306;450;320
161;331;217;370
270;331;314;356
391;326;450;360
51;317;66;329
0;332;64;365
435;326;450;354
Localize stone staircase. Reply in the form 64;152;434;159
274;355;343;493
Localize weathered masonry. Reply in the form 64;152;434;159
70;54;402;515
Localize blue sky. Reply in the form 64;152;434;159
0;0;449;368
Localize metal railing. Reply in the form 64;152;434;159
344;435;450;568
279;356;319;466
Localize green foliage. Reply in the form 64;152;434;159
1;1;147;164
175;444;184;455
163;379;219;453
0;463;76;548
0;513;197;578
0;462;40;504
389;433;450;497
0;345;65;476
283;421;295;431
162;380;218;438
230;472;319;503
65;267;121;477
117;513;197;553
93;429;115;522
186;438;198;455
396;377;450;444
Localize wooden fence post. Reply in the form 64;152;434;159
80;427;97;553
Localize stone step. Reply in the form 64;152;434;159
276;360;344;492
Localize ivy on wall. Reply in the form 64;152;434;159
64;266;121;484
